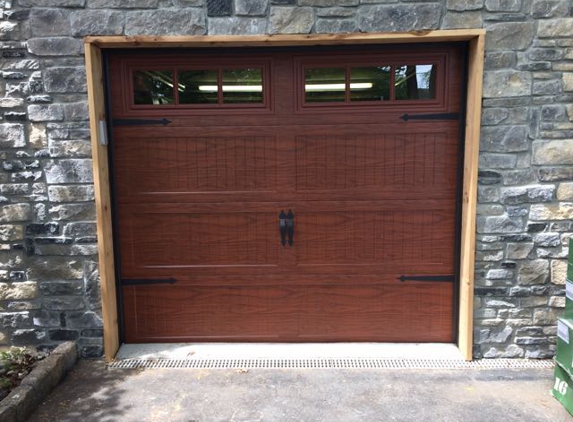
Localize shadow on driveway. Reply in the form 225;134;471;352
27;360;571;422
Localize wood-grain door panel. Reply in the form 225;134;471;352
123;283;453;342
109;45;464;343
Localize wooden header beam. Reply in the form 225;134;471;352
85;30;485;49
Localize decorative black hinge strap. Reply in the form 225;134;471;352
400;113;459;122
122;278;177;286
113;118;172;126
397;275;455;283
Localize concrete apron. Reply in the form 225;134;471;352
116;343;464;361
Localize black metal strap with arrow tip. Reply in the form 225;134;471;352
113;118;172;126
122;278;177;286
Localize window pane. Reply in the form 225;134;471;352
304;67;346;103
222;68;263;104
395;65;436;100
179;70;219;104
350;66;390;102
133;70;174;105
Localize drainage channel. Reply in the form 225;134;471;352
108;358;555;370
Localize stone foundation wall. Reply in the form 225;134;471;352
0;0;571;358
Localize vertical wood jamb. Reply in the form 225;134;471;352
85;43;120;362
458;34;485;361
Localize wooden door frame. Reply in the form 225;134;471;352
85;30;485;362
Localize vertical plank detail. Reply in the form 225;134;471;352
85;43;120;362
458;34;485;361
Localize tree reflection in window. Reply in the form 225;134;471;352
133;70;174;105
179;70;219;104
395;65;436;100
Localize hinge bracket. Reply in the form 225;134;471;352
98;120;108;146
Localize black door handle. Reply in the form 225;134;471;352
279;210;287;246
286;210;294;246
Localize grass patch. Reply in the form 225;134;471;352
0;347;46;401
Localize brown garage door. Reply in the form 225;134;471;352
107;44;465;343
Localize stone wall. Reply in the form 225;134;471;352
0;0;571;358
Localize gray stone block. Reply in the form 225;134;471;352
485;0;521;11
518;259;550;285
358;4;441;32
479;153;517;169
125;9;206;36
70;10;124;36
538;18;573;37
485;22;534;50
531;0;570;18
443;11;483;29
316;7;356;17
447;0;483;10
48;141;92;158
532;80;562;96
87;0;167;7
477;215;526;234
66;310;103;329
206;0;232;16
500;185;555;204
528;48;564;61
44;67;86;93
300;0;358;5
533;140;573;165
27;256;83;280
0;123;25;148
27;38;81;57
485;51;516;70
44;297;86;311
28;104;64;122
0;204;31;223
19;0;84;5
483;70;532;97
533;232;561;247
45;159;93;184
315;18;358;33
48;203;96;221
538;167;573;182
236;0;269;16
480;125;529;152
269;7;314;34
29;9;71;37
11;328;47;345
39;281;83;296
47;185;94;202
209;17;268;34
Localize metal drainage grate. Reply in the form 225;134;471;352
108;358;555;370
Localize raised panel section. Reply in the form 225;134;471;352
294;209;455;267
120;212;278;270
122;283;454;342
295;133;457;193
115;136;277;196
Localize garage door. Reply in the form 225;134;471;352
107;44;465;343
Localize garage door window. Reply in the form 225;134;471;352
133;70;174;105
301;62;439;106
132;66;267;107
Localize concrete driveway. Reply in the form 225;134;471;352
27;360;570;422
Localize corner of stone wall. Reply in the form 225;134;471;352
0;0;102;359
